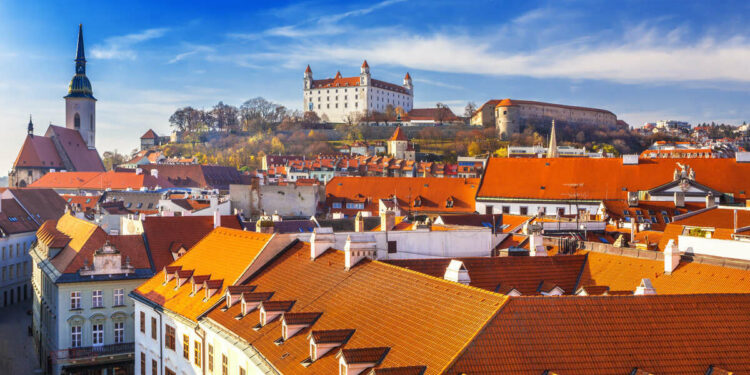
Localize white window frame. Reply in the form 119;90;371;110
71;325;82;348
92;290;103;308
114;288;124;306
71;291;81;310
114;321;125;343
92;323;104;346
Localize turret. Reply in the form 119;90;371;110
360;60;371;86
304;65;313;90
403;72;413;93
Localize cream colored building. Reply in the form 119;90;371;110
303;61;413;123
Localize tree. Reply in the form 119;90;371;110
344;111;362;127
210;101;240;132
101;150;127;170
467;141;481;156
240;97;287;132
270;136;285;154
302;111;320;127
435;102;449;124
464;102;477;118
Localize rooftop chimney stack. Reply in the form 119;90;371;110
354;212;365;232
705;193;715;208
150;168;158;178
528;224;547;256
344;234;376;270
444;260;471;285
663;239;680;275
310;227;335;260
380;209;395;232
213;208;221;229
673;192;685;208
634;278;657;295
135;168;143;175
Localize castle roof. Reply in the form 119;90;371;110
495;98;613;115
362;59;369;68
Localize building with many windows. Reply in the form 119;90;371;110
303;61;413;123
30;212;174;374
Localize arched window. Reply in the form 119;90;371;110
74;113;81;130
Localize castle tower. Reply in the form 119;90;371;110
360;60;371;86
304;65;313;90
403;72;413;94
64;24;97;149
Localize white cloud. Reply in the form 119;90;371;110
412;77;463;90
91;28;169;60
168;44;215;64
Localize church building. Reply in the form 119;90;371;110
9;25;104;188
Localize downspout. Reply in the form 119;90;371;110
153;306;163;375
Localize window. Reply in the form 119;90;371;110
114;288;124;306
1;267;5;281
151;317;157;340
140;353;146;375
165;325;176;350
92;323;103;345
140;311;145;333
332;202;342;209
92;290;103;308
183;334;190;359
520;206;529;215
71;325;82;348
557;207;565;217
502;206;510;214
485;206;493;215
114;321;124;343
208;344;214;371
194;341;202;367
70;291;81;310
152;359;157;375
1;246;4;260
387;241;397;254
222;354;228;375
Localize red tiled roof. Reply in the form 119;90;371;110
45;125;105;171
406;108;457;122
445;294;750;374
141;129;158;139
138;164;248;190
30;170;174;190
478;158;750;201
385;255;587;295
389;127;408;141
62;195;100;212
0;198;40;234
13;134;64;168
494;98;615;115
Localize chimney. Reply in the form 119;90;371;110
528;224;547;256
443;260;471;285
354;212;365;232
663;239;680;275
673;192;685;208
213;208;221;228
135;168;143;175
380;209;395;231
310;227;335;260
705;193;715;208
344;234;376;270
150;168;158;178
634;278;656;295
272;211;282;222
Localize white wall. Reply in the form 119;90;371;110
476;201;601;216
678;235;750;261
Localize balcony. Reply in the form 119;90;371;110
53;343;134;362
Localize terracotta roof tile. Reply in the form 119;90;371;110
283;312;322;326
341;347;389;364
312;329;355;344
45;125;105;171
371;366;427;375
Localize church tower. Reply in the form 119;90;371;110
64;24;97;149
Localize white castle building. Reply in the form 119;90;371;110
303;60;413;123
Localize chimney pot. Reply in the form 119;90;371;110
664;239;680;274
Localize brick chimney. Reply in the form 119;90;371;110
310;227;335;260
344;234;376;270
443;260;471;285
380;209;395;231
663;239;680;275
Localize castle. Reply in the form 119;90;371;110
9;25;104;187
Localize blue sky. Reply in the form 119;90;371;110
0;0;749;170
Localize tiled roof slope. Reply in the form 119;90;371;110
657;207;750;250
385;255;587;294
478;157;750;201
445;294;750;374
579;251;750;294
141;215;242;270
30;170;174;190
139;164;248;190
133;228;273;322
45;125;105;171
204;242;506;374
141;129;158;139
0;198;40;234
326;176;480;215
13;135;64;168
389;126;408;141
8;188;68;224
494;98;615;115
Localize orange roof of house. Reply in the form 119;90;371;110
445;294;750;374
579;250;750;294
140;129;158;139
133;228;273;322
326;176;480;215
13;134;65;168
386;255;587;295
204;241;507;374
656;207;750;250
478;157;750;201
494;98;615;115
62;194;100;212
30;170;174;190
389;126;408;141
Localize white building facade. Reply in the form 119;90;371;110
303;61;413;123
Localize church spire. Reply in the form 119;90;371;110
75;24;86;74
28;115;34;136
65;24;95;100
546;120;559;158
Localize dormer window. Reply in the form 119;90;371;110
413;197;422;207
446;197;454;208
308;329;355;363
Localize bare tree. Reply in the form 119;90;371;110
435;102;449;125
464;102;477;118
344;111;362;127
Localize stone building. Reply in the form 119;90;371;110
303;61;413;123
386;127;415;161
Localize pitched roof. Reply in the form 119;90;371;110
0;198;40;234
389;127;408;141
445;294;750;374
141;129;158;139
7;188;68;224
138;164;248;190
30;170;174;191
494;98;615;115
141;215;243;270
133;228;273;322
13;134;64;169
326;176;480;215
478;157;750;201
45;125;105;171
579;250;750;294
204;242;507;374
406;108;457;122
385;255;587;295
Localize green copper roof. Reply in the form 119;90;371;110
65;24;96;100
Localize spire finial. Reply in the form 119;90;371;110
76;24;86;63
28;114;34;136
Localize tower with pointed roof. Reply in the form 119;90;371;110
65;24;96;149
360;60;371;86
403;72;413;95
387;126;415;161
547;120;559;158
303;65;313;91
28;115;34;136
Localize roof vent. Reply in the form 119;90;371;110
622;154;639;165
311;227;336;260
634;278;656;295
344;234;377;270
443;260;471;285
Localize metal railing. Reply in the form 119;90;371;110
52;342;134;362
